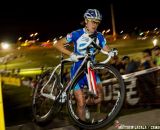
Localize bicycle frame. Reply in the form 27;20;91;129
40;42;115;101
40;53;94;101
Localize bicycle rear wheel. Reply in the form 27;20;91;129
32;70;63;126
67;64;125;129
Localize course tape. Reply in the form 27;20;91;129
122;66;160;79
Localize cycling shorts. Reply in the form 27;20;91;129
70;61;101;91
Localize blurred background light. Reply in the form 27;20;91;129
1;42;10;49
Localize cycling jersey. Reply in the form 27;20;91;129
66;28;106;55
66;28;107;90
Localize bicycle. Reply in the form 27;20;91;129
32;41;125;130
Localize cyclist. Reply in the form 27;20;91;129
53;9;110;121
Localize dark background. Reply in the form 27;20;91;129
0;0;159;42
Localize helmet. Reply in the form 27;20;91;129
84;9;102;21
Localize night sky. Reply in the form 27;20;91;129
0;0;159;42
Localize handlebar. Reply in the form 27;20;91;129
63;48;118;64
99;49;111;64
63;37;118;64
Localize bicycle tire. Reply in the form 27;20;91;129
67;64;125;129
32;70;63;126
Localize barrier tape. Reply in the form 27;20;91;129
122;66;160;79
103;66;160;84
0;75;5;130
2;66;160;75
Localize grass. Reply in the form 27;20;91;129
0;47;61;70
0;38;158;71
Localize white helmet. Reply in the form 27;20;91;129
84;9;102;21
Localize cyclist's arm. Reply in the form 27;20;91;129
53;37;72;56
98;33;110;52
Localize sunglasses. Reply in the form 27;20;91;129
87;19;101;24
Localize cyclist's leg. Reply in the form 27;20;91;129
74;86;86;121
71;62;86;121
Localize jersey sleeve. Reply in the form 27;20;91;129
66;31;77;43
97;32;107;48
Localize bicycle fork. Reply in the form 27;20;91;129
86;61;97;96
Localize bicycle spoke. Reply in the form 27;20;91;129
32;70;63;126
67;64;125;129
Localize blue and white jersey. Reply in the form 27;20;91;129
66;28;106;55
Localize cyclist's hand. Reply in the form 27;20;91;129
70;53;79;62
108;48;118;57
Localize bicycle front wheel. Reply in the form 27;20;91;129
32;70;63;126
67;64;125;129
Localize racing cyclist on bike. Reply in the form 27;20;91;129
53;9;110;121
